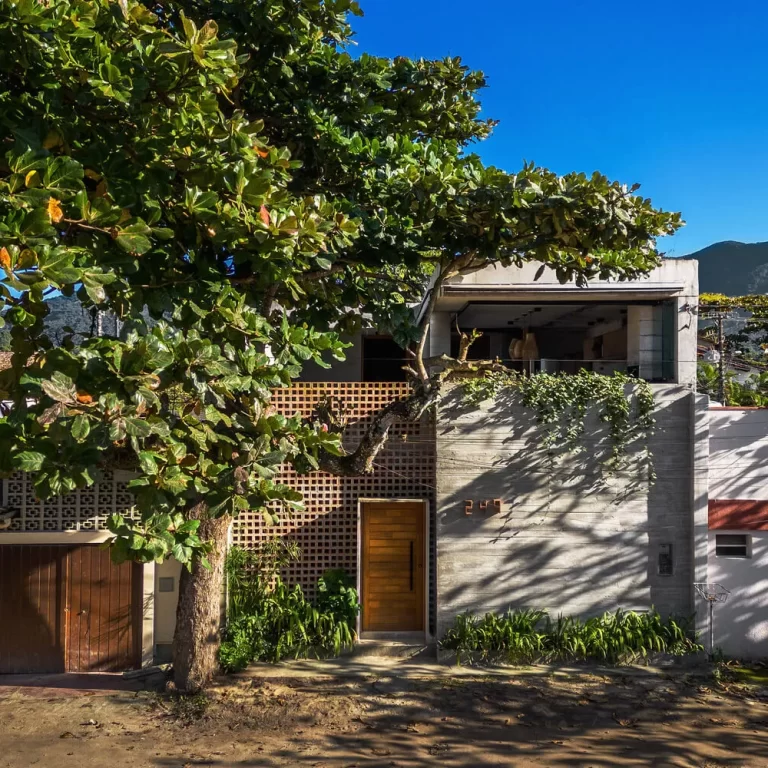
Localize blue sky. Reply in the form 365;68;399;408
352;1;768;256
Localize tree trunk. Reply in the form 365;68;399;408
173;509;232;692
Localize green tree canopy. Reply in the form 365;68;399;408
0;0;682;689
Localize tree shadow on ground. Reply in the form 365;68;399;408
144;668;768;767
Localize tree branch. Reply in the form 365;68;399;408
315;383;439;475
414;268;446;383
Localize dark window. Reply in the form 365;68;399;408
362;337;408;382
158;577;175;593
658;543;674;576
715;534;749;558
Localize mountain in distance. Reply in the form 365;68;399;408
685;240;768;296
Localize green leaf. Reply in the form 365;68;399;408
15;451;46;472
41;372;77;403
172;542;190;563
22;208;53;236
116;222;153;255
138;450;159;474
125;417;152;438
71;415;91;440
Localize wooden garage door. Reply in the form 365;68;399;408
0;544;141;674
361;501;425;632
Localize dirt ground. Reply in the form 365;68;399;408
1;665;767;767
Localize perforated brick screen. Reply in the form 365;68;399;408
232;383;436;611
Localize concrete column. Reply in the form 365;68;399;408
142;562;156;667
428;311;452;358
627;305;662;380
676;297;698;387
691;394;710;644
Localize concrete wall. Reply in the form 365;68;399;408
154;559;182;663
435;384;696;636
707;531;768;659
445;257;696;293
626;305;663;381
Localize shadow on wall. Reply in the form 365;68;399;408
707;532;768;659
709;407;768;502
434;385;696;635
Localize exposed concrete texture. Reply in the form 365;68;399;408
154;558;182;663
442;257;696;294
435;384;696;637
691;395;710;641
429;311;452;358
627;305;663;381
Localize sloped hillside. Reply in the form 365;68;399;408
688;241;768;295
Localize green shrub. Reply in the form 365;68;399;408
316;568;360;627
219;545;359;672
440;608;702;665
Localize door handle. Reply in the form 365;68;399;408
409;541;414;591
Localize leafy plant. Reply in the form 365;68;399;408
697;362;768;407
440;608;703;665
461;370;656;477
316;568;361;628
219;546;359;671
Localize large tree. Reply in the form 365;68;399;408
0;0;681;690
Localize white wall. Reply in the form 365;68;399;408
705;408;768;658
709;408;768;500
707;531;768;659
154;559;182;663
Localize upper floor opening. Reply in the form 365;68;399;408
299;257;699;386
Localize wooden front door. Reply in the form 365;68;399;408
361;501;425;632
0;544;141;674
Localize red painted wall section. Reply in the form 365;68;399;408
709;500;768;530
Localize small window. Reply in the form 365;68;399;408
158;576;176;592
715;534;750;558
658;543;674;576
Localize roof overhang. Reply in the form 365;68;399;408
441;282;686;299
431;282;687;314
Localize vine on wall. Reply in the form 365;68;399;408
460;370;656;479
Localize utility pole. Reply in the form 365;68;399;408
717;311;726;405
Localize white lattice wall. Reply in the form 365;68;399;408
4;470;136;532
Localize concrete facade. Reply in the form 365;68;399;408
434;258;698;386
435;384;697;636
